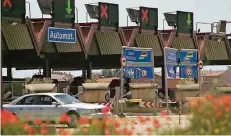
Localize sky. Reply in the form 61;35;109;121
2;0;231;78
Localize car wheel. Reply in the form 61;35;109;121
67;112;79;128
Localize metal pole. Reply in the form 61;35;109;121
198;51;202;91
86;12;88;23
115;86;120;115
179;92;182;124
151;49;157;103
164;49;169;113
195;22;212;33
163;19;166;30
75;7;78;23
26;2;31;18
0;0;2;107
11;81;14;101
127;15;129;27
199;69;201;91
120;47;124;115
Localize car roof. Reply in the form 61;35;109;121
8;93;68;105
23;93;66;97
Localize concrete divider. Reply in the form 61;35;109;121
79;83;110;103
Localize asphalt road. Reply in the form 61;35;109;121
54;115;190;135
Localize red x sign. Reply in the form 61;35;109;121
100;4;108;19
141;9;148;21
3;0;12;8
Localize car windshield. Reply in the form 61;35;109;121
54;94;81;104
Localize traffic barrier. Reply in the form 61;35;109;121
95;102;114;109
139;101;162;108
139;100;177;108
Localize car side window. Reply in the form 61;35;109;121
40;95;56;105
16;96;41;105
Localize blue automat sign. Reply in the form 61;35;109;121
48;27;77;43
165;48;178;64
124;66;154;79
166;64;177;78
179;65;198;78
124;48;152;63
179;49;198;64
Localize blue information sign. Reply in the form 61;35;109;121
124;48;152;63
179;65;198;78
124;66;154;79
48;27;77;43
165;48;178;64
179;49;198;64
166;64;177;78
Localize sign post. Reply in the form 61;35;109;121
164;47;178;112
198;60;203;91
120;46;155;115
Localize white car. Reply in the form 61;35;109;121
3;93;111;127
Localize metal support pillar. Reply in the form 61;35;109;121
161;65;166;95
87;61;92;79
43;58;51;78
7;66;12;79
82;70;86;78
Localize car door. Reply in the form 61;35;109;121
13;95;42;121
39;95;65;122
28;95;45;121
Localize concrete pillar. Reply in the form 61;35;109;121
87;61;92;79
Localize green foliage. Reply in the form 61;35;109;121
26;78;54;84
163;95;231;135
179;79;195;84
101;69;121;78
85;78;97;83
1;123;27;135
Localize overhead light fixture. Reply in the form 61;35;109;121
126;8;140;24
164;12;177;27
85;4;99;19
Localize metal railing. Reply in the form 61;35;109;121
2;81;25;102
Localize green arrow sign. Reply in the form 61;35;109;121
186;13;191;26
66;0;72;14
177;11;193;35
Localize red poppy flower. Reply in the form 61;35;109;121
153;119;161;128
79;117;89;125
33;119;42;125
40;127;48;134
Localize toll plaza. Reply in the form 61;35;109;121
2;0;231;110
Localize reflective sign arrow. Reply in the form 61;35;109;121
186;13;191;26
66;0;72;14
